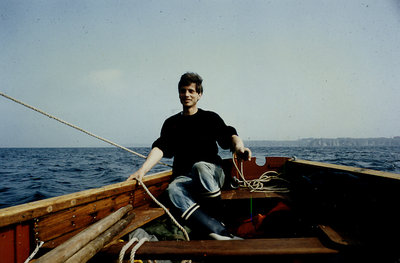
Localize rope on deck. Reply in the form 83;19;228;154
232;153;290;193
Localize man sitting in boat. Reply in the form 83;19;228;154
127;72;251;240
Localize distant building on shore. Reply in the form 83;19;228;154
245;137;400;147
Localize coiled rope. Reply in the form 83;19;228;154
232;154;290;193
118;237;150;263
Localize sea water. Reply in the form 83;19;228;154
1;146;399;209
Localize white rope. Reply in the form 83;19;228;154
130;237;149;263
1;91;190;260
24;241;44;263
232;154;289;193
134;180;191;263
119;237;138;263
0;91;171;168
138;179;190;241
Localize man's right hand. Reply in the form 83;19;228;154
126;169;145;181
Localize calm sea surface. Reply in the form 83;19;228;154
1;146;399;209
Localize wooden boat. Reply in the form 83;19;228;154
1;156;400;262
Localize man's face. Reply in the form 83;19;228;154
179;83;202;108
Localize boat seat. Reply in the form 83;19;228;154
221;188;288;200
100;237;339;261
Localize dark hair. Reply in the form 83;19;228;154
178;72;203;94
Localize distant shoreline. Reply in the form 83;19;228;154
1;137;400;148
245;137;400;147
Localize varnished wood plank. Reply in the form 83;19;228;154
318;225;349;247
36;205;133;263
0;226;15;263
102;237;338;260
132;181;170;207
65;213;136;263
43;206;165;249
39;180;167;248
221;188;287;200
224;157;290;180
0;170;172;228
290;159;400;180
36;193;132;242
104;206;165;249
15;223;31;263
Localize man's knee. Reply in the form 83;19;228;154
192;162;211;178
167;179;181;197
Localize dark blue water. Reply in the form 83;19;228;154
1;146;399;209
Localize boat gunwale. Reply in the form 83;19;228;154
289;159;400;180
0;169;172;228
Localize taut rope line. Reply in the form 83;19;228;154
0;91;171;168
138;179;190;241
2;91;190;261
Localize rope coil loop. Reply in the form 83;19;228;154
130;237;149;263
232;153;289;193
119;237;138;263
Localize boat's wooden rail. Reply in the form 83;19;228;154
288;159;400;180
0;170;172;263
0;170;172;228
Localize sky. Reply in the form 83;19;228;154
1;0;400;147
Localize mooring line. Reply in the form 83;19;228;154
0;91;172;168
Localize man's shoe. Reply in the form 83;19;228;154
184;206;242;240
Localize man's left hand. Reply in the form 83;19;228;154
235;147;252;161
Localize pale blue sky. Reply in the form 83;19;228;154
1;0;399;147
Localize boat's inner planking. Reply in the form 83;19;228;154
1;157;400;262
0;170;171;263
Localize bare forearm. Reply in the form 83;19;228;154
231;135;252;160
127;147;164;181
232;135;245;151
141;147;164;173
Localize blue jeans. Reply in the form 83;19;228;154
167;161;225;220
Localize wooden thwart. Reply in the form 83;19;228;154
221;188;287;200
102;237;338;260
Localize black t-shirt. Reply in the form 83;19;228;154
152;109;237;175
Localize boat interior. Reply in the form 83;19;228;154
1;156;400;262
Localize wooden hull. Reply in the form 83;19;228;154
0;170;172;263
1;157;399;262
